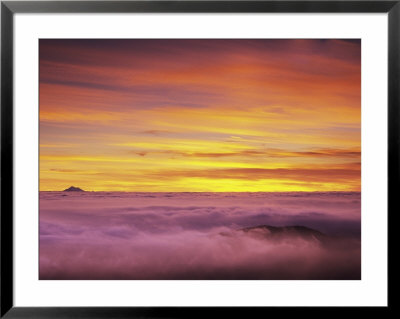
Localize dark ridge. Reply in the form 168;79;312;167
239;225;327;242
63;186;84;192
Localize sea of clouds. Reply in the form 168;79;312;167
39;192;361;280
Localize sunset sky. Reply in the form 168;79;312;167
39;39;361;192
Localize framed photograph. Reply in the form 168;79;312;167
1;0;395;317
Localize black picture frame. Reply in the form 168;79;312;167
1;1;395;317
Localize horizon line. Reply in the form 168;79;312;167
39;190;361;193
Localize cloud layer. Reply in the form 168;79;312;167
40;192;361;280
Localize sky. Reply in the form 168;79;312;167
39;39;361;192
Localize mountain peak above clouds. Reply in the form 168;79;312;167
63;186;84;192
